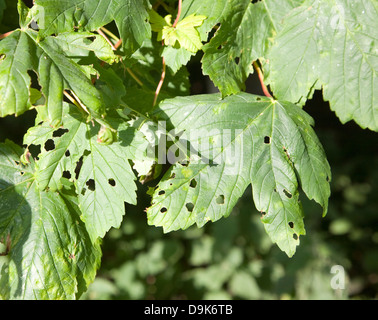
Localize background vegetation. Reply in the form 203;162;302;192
0;0;377;300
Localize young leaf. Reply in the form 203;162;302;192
266;0;378;131
0;140;101;299
147;93;331;257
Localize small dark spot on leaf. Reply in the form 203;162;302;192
169;173;176;179
283;189;292;198
160;207;167;213
86;179;95;191
20;171;25;176
108;178;116;187
65;150;70;157
234;57;240;65
216;195;225;205
326;176;330;182
81;188;86;196
288;221;294;228
44;139;55;151
293;233;298;240
190;179;197;188
264;136;271;144
158;190;165;195
256;97;262;101
186;202;194;212
53;128;69;137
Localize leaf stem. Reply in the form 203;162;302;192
253;61;272;98
153;0;182;107
0;30;14;40
99;27;119;42
172;0;183;28
97;28;117;51
153;56;166;107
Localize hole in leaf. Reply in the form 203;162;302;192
189;179;197;188
264;136;271;144
326;176;330;182
256;97;262;101
53;128;69;137
28;144;41;160
27;70;42;91
65;150;70;157
234;57;240;65
216;195;225;205
288;221;294;228
160;207;167;213
86;179;95;191
186;202;194;212
75;156;83;180
169;173;176;180
81;188;86;196
108;178;116;187
283;189;292;198
158;190;165;195
63;170;71;179
20;171;25;176
293;233;298;240
44;139;55;151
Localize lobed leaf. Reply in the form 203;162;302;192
0;140;101;299
147;93;331;256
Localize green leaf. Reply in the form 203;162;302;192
32;0;151;56
0;29;117;126
162;14;207;53
266;0;378;130
0;140;101;299
201;0;304;97
24;103;150;241
147;93;331;256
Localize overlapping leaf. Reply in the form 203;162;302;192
266;0;378;131
31;0;151;56
0;140;101;299
147;93;331;256
24;103;150;241
201;0;304;96
0;28;117;126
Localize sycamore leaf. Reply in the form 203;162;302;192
150;10;206;53
266;0;378;131
32;0;151;56
23;103;150;241
147;93;331;257
201;0;305;97
0;140;101;299
0;29;117;126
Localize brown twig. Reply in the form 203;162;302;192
253;61;272;98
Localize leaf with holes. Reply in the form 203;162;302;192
266;0;378;130
0;25;117;126
23;103;150;241
147;93;331;257
0;140;101;299
201;0;304;97
31;0;151;56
